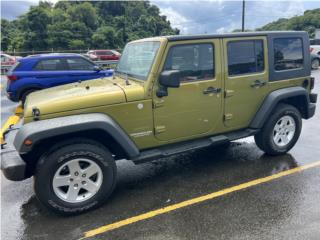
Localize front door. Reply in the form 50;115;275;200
153;40;223;141
223;36;269;129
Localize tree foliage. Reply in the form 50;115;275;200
1;0;179;51
257;8;320;38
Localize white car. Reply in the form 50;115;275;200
310;45;320;55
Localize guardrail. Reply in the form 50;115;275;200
94;60;119;68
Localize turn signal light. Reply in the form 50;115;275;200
23;139;33;146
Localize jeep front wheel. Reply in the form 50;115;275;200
254;103;302;155
34;140;117;215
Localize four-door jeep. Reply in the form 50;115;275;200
1;31;317;215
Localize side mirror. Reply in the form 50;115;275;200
159;70;180;88
157;70;180;98
93;65;102;72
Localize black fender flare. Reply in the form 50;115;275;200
250;86;313;129
14;113;140;158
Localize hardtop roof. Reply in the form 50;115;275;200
165;31;308;41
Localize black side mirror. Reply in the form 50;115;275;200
157;70;180;98
159;70;180;88
93;65;102;72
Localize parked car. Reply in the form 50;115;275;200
87;50;121;61
1;31;317;215
1;53;21;73
310;39;320;45
311;53;320;69
310;45;320;55
6;53;113;103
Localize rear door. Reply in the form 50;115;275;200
32;58;71;87
153;39;223;141
223;36;269;129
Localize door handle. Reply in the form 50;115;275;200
251;80;266;88
203;86;221;94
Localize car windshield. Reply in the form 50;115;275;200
116;41;160;81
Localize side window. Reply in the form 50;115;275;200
34;59;66;71
106;51;113;56
227;40;264;76
164;43;214;82
66;58;95;70
274;38;303;71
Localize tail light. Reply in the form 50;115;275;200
7;75;18;81
310;47;314;52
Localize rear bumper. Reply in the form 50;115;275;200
306;93;317;119
6;91;19;102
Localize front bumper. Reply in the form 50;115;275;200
1;124;28;181
1;149;27;181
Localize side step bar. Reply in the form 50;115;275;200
132;129;258;164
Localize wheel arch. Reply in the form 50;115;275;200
250;86;311;129
15;114;140;175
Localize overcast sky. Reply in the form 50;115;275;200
1;0;320;34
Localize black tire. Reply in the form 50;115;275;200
21;89;37;106
311;58;319;69
34;139;117;215
254;103;302;156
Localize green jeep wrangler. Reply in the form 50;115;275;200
1;31;317;215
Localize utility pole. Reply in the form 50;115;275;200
242;0;245;32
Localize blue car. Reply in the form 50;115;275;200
6;53;113;103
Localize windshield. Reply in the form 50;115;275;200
116;41;160;81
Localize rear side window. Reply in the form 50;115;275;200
66;58;95;70
274;38;303;71
227;40;264;76
164;43;215;82
34;59;66;71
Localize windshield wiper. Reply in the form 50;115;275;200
114;70;131;85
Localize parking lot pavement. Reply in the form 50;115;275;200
1;71;320;240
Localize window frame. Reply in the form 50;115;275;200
65;57;95;71
268;33;310;82
227;39;265;77
163;42;215;83
33;58;67;71
273;37;304;72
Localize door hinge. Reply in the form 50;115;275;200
224;89;235;98
155;125;166;134
153;99;165;108
224;114;233;121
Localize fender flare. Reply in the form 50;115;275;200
250;86;311;129
14;113;140;158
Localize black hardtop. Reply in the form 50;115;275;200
166;31;308;41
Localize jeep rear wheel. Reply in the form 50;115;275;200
34;140;117;215
254;103;302;155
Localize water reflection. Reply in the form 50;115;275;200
20;141;300;240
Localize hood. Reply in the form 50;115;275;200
24;77;145;118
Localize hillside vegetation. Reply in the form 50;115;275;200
257;8;320;38
1;1;179;52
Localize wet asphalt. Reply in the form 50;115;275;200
1;71;320;240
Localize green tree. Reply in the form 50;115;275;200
1;0;179;52
257;9;320;38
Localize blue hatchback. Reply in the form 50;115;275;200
6;53;113;103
